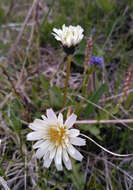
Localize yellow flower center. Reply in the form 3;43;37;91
47;125;67;147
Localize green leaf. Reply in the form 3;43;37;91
71;174;84;190
78;124;101;139
73;39;86;66
96;0;115;14
49;86;63;108
40;74;49;90
70;163;84;190
110;106;119;115
125;92;133;109
84;83;107;117
73;53;84;67
9;108;20;133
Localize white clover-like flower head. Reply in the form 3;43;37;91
52;24;84;48
27;108;86;171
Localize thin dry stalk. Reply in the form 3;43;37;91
84;37;94;96
84;37;93;74
0;93;12;108
81;37;93;102
76;119;133;124
117;64;133;107
17;1;39;88
99;88;133;103
0;65;19;97
8;0;40;58
76;94;133;130
0;177;10;190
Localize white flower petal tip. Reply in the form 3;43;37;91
27;132;44;141
70;137;86;146
27;108;85;170
52;24;84;48
46;108;58;122
65;114;77;129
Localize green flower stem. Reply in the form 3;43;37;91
63;55;71;108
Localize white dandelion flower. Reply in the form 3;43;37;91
27;108;86;171
52;24;84;48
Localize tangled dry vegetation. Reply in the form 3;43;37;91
1;0;133;190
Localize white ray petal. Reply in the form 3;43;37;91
53;28;62;35
27;132;44;141
54;146;63;171
49;147;56;160
69;129;80;137
34;119;47;125
33;140;44;149
41;115;47;120
58;113;63;126
55;163;63;171
29;119;47;131
35;141;51;159
43;157;53;168
54;36;62;41
55;146;62;165
29;124;46;131
46;109;58;122
35;147;48;159
43;152;53;168
67;144;83;161
64;114;77;129
70;137;86;146
62;149;72;170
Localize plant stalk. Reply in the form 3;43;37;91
76;119;133;124
63;55;71;108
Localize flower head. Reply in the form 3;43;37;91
90;56;104;67
27;109;85;171
52;24;84;48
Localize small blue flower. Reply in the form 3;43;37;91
90;56;104;67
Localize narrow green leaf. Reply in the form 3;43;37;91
84;83;107;117
78;124;101;139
